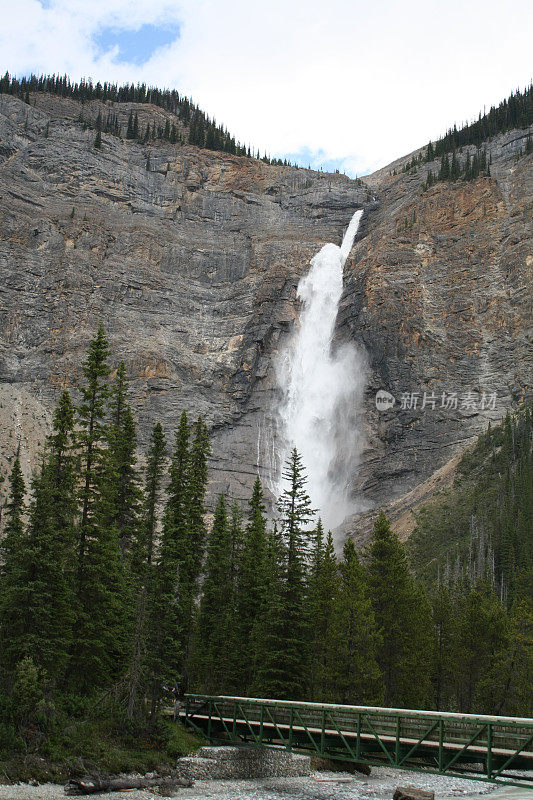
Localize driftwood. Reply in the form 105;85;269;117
64;775;193;795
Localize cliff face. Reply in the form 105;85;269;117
339;129;532;540
0;92;531;540
0;93;371;506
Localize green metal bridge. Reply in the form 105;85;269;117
180;694;533;789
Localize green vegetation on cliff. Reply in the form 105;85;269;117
0;71;292;165
429;82;533;158
399;83;532;186
408;403;533;607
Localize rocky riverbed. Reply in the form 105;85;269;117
2;768;527;800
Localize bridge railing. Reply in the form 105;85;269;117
182;694;533;787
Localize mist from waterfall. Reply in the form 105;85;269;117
271;209;366;531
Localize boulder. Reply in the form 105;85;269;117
393;786;435;800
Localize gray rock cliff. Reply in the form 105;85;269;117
0;92;531;541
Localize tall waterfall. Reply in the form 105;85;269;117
272;208;365;530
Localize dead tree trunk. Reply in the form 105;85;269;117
64;775;193;795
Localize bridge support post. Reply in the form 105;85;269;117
288;709;294;750
207;701;212;741
486;723;492;780
320;710;326;755
438;719;444;773
356;712;361;760
395;716;401;765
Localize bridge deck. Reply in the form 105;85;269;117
180;694;533;789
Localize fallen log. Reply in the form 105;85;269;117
64;775;193;795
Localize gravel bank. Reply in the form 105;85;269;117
0;767;507;800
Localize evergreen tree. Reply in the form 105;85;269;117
273;449;315;698
139;423;167;571
367;512;431;708
104;362;142;559
76;324;110;578
127;423;167;719
308;527;340;700
70;326;129;692
1;461;75;684
1;451;25;548
184;415;210;595
0;453;27;678
330;539;383;705
475;599;533;715
126;110;134;139
454;585;508;713
234;477;268;691
250;524;288;698
450;150;460;180
225;500;244;691
147;413;195;713
429;584;458;710
192;495;233;691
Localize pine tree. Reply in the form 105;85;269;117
270;448;316;698
308;526;340;700
104;362;142;559
127;423;167;719
475;599;533;715
224;500;244;690
192;495;233;691
147;413;195;713
0;453;27;678
1;460;75;684
94;129;102;148
138;423;167;571
21;392;77;679
329;539;383;705
429;584;458;710
126;110;134;139
184;415;210;596
70;326;129;692
235;477;269;691
454;585;508;713
250;524;289;698
450;150;460;180
76;324;110;578
367;512;431;708
2;451;25;548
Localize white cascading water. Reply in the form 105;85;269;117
272;208;365;530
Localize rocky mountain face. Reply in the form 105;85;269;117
0;92;531;542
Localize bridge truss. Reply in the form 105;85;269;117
180;694;533;789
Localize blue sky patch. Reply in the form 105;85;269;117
93;23;180;67
274;146;369;179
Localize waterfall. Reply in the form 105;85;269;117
272;208;365;530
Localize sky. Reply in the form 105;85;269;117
0;0;531;176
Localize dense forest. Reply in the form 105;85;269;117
428;82;533;158
0;328;531;778
0;72;291;165
398;83;533;186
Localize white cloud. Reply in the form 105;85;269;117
1;0;531;174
